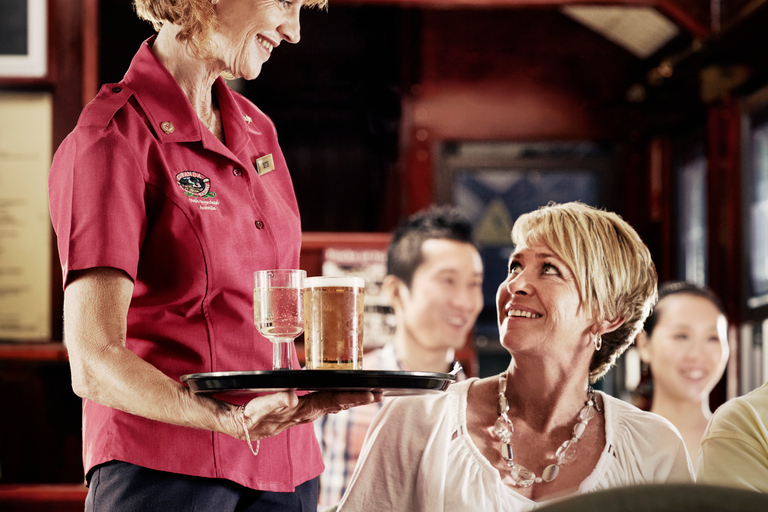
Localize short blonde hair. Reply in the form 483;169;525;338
133;0;328;58
511;201;657;383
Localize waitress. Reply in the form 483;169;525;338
47;0;378;510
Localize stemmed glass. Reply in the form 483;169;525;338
254;269;305;370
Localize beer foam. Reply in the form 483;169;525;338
305;276;365;288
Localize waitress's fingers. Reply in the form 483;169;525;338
239;391;299;439
299;390;380;418
239;390;380;440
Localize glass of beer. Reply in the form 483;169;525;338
304;276;365;370
254;269;305;370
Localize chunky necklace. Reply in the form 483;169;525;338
493;373;600;487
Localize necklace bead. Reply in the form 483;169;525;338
494;372;598;487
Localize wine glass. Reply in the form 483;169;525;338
254;269;305;370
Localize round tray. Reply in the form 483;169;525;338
181;369;457;397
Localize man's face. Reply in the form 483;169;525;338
396;239;484;351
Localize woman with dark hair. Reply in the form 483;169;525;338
337;202;693;511
47;0;378;510
637;282;729;468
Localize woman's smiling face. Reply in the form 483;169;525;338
641;293;729;404
211;0;303;80
496;242;593;356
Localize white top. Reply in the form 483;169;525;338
338;379;694;511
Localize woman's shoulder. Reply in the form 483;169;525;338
74;84;136;132
372;378;475;433
708;381;768;434
597;392;693;484
601;392;684;443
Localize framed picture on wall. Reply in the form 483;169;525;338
436;141;615;325
0;0;48;79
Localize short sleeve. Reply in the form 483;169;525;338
49;126;147;286
697;397;768;492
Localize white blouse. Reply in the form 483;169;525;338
337;379;694;511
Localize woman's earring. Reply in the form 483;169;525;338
594;332;602;351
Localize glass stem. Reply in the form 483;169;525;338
273;340;293;370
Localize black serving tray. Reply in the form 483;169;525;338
181;369;457;397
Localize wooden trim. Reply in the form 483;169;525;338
81;0;99;104
0;484;87;502
0;342;68;361
301;232;392;249
656;0;711;38
332;0;657;7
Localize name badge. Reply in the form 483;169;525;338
255;154;275;176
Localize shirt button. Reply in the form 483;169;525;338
233;168;242;176
254;220;265;229
112;87;122;93
160;121;175;134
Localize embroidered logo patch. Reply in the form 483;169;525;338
176;171;216;198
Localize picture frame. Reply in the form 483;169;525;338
435;140;616;324
0;0;48;79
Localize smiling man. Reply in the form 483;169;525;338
315;205;484;511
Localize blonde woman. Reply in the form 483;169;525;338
48;0;378;510
338;202;693;511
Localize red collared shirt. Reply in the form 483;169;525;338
48;37;322;492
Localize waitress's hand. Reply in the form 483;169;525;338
238;391;382;441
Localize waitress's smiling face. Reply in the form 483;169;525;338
211;0;304;80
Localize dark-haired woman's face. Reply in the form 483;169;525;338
642;294;729;403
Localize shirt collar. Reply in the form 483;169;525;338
123;36;260;147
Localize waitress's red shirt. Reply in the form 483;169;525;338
48;37;323;492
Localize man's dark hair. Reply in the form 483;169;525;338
386;205;476;287
643;281;726;335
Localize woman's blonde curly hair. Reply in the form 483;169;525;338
510;201;658;384
133;0;328;59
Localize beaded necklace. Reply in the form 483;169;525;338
493;372;600;487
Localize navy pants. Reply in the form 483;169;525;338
85;461;319;512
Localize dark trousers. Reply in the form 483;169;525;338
85;461;319;512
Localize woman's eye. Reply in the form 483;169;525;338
509;262;522;274
542;263;560;275
673;333;689;341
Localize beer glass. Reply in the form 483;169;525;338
254;269;305;370
304;276;365;370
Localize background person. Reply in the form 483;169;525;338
698;381;768;492
47;0;378;510
315;205;484;510
636;281;729;464
337;202;693;512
